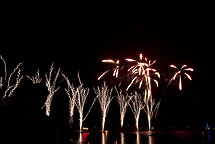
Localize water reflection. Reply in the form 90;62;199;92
77;132;89;144
78;132;82;143
207;131;211;143
102;132;108;144
120;132;125;144
136;131;141;144
148;135;154;144
69;130;206;144
136;131;155;144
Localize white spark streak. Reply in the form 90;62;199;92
129;92;144;129
153;79;159;87
184;68;193;71
140;53;143;60
115;87;133;128
184;72;192;80
62;73;77;124
94;82;113;132
74;73;98;131
170;65;177;69
98;70;110;80
102;59;115;63
181;64;187;69
179;75;182;90
143;90;161;131
125;58;136;62
0;55;23;101
42;63;60;116
0;55;7;83
168;64;193;90
26;68;42;84
98;59;120;80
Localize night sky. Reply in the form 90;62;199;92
1;4;214;143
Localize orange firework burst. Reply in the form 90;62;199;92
168;64;193;90
98;59;120;80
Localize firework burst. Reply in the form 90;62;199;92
125;54;159;91
98;59;120;80
168;64;193;90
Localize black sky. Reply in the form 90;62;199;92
1;7;200;72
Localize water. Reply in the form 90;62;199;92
68;130;214;144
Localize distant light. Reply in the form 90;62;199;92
83;127;88;130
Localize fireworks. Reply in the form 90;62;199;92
94;82;113;132
0;55;23;100
126;53;149;76
115;87;133;128
125;53;159;91
26;68;42;84
168;64;193;90
97;53;194;131
63;73;98;131
128;92;144;129
42;63;61;116
62;73;77;125
125;54;161;131
98;59;120;80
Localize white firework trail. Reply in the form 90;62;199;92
126;53;160;131
0;55;23;101
42;63;60;116
115;87;133;128
94;82;113;132
73;73;98;132
62;73;77;125
128;92;144;129
26;67;42;84
143;89;161;131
